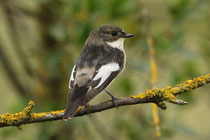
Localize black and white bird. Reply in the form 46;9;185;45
64;25;134;120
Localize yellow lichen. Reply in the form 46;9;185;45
129;74;210;103
150;59;157;84
130;93;146;99
176;74;210;93
152;103;160;125
0;101;35;125
130;88;175;102
147;31;161;137
77;106;83;111
31;110;64;119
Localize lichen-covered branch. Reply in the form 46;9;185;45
0;74;210;128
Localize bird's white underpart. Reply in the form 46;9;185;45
107;38;126;71
107;38;125;50
69;65;76;89
93;63;120;89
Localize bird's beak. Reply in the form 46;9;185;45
123;33;134;38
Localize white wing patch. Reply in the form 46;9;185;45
106;38;125;50
93;63;120;89
69;65;76;89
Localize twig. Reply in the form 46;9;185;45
140;0;161;137
0;74;210;128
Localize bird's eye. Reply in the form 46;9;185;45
111;31;117;36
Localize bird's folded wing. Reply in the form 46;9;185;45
83;62;122;103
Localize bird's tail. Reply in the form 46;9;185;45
63;99;80;120
64;85;88;120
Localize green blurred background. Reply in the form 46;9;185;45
0;0;210;139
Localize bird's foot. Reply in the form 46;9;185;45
84;104;91;118
110;95;118;107
104;89;119;108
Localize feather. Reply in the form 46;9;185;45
92;63;120;89
64;85;89;119
69;65;77;89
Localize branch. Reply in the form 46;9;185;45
0;74;210;128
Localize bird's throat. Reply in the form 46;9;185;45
106;38;125;50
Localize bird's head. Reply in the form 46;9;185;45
86;25;134;49
97;25;134;42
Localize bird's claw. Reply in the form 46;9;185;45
111;96;119;108
104;89;119;108
84;104;92;118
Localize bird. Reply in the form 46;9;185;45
63;25;134;120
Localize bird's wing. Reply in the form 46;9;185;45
88;62;122;97
80;62;122;105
